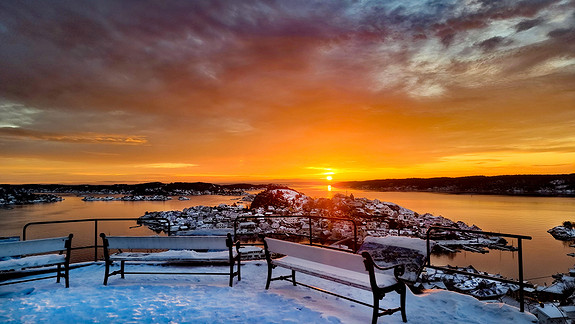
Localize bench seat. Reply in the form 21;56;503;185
273;256;398;290
109;250;237;263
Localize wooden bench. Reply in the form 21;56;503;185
100;233;241;286
263;237;407;324
0;234;73;288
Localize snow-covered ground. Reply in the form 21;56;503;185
0;261;537;323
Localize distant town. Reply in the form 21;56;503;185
338;174;575;197
0;182;266;206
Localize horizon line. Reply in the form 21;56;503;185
2;173;573;186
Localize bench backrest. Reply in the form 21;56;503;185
0;236;70;258
264;238;366;273
104;236;229;250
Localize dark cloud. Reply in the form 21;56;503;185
515;18;544;32
0;0;564;107
475;36;512;52
547;27;575;39
0;0;361;116
0;127;147;145
431;0;559;47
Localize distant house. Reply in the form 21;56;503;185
533;304;575;324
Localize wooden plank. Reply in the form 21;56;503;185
272;258;372;291
0;237;68;257
265;238;366;273
105;236;228;250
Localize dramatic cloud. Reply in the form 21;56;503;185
0;0;574;183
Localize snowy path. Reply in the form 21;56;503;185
0;261;537;323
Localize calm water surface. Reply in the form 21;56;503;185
1;186;574;285
298;184;575;285
0;194;245;262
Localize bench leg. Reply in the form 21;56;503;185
64;264;70;288
237;257;241;282
291;270;296;286
372;293;380;324
120;261;125;279
265;264;273;290
229;260;232;287
399;284;407;323
56;264;62;283
103;261;110;285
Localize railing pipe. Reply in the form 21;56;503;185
233;215;358;252
518;238;525;312
22;217;171;261
426;226;531;312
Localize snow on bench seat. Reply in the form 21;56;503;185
0;254;66;272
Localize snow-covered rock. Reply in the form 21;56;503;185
548;226;575;240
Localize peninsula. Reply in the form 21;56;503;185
337;174;575;197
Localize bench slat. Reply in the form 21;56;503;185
110;250;236;262
105;236;229;250
0;237;69;257
265;238;366;273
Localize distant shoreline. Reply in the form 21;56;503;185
2;174;575;206
336;174;575;198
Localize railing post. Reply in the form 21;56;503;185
426;228;432;267
518;238;524;312
233;217;239;241
308;216;313;245
94;219;99;262
353;222;357;252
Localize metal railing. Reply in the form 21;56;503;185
426;226;532;312
233;215;359;252
23;218;171;261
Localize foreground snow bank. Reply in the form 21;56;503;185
0;261;536;323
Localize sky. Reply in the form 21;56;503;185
0;0;574;184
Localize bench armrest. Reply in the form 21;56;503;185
361;251;405;279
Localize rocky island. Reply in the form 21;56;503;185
0;187;62;206
548;221;575;240
138;187;515;252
